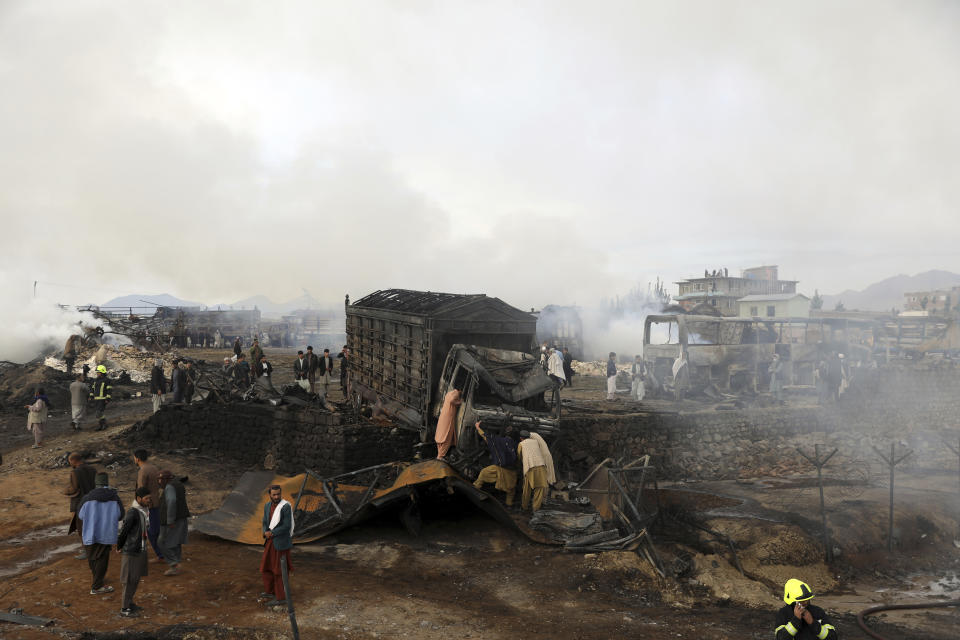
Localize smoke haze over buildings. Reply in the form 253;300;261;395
1;1;958;329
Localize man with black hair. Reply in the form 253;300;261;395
337;346;350;396
150;359;166;414
294;350;309;388
65;452;96;558
320;348;334;396
250;338;264;377
260;485;294;607
117;487;152;617
158;470;190;576
133;450;163;563
233;353;251;388
562;347;574;387
305;346;320;393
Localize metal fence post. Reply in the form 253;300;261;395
797;444;837;562
873;442;913;552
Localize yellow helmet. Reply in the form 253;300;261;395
783;578;814;605
96;365;107;374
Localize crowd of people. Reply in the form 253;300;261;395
147;340;351;412
63;448;296;617
64;450;191;617
24;364;117;448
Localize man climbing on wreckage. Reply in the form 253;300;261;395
518;430;556;512
472;421;519;507
775;578;838;639
435;388;462;460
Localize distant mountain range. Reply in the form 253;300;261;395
820;270;960;312
100;292;339;316
100;293;202;309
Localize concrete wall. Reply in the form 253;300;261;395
563;366;960;481
140;403;419;476
738;296;810;318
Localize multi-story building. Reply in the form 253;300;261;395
903;287;960;315
674;265;798;316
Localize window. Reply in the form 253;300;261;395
766;305;776;317
750;306;758;316
711;299;717;306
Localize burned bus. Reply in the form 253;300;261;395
642;314;877;394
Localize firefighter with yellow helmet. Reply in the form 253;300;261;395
775;579;838;639
89;365;112;431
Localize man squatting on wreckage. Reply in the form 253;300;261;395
473;421;519;507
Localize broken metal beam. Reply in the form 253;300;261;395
0;611;54;627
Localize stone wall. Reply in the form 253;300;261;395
139;403;419;476
562;366;960;481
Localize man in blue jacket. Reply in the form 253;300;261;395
259;484;294;607
78;472;124;594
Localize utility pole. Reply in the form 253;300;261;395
33;281;37;298
280;558;299;639
873;442;913;552
797;444;838;562
943;436;960;541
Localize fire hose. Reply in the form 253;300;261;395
856;600;960;640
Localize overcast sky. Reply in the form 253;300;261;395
1;0;957;312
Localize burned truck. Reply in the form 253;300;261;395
536;304;585;360
345;289;558;451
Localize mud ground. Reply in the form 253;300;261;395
0;351;957;639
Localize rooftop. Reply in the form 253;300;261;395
738;293;810;302
350;289;485;314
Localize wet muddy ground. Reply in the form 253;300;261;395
0;359;957;639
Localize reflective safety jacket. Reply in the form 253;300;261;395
775;604;838;639
90;376;112;401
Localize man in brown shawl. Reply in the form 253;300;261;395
434;389;462;460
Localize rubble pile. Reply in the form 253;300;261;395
571;360;631;377
45;344;161;383
0;360;71;412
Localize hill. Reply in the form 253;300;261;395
100;293;201;308
821;270;960;312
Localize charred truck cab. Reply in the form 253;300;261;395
432;344;559;458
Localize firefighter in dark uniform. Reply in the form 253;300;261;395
89;365;112;431
775;579;838;639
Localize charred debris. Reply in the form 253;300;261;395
192;289;694;567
